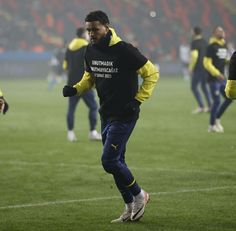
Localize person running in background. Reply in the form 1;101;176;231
204;26;233;132
47;42;67;91
224;41;235;79
225;51;236;99
189;26;212;114
63;11;159;222
179;38;190;81
0;88;9;114
63;27;101;141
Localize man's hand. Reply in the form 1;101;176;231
0;97;9;114
218;74;225;81
124;99;141;115
62;85;77;97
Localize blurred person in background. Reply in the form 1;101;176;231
226;41;235;59
47;42;67;91
63;27;101;141
63;10;159;223
189;26;212;114
224;41;235;77
179;38;190;81
0;88;9;114
225;51;236;99
204;26;233;133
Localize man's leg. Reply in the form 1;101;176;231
101;120;149;222
191;71;204;111
101;119;133;205
208;82;221;132
66;96;80;141
101;120;140;196
216;82;233;118
82;90;98;131
82;90;101;140
200;72;212;109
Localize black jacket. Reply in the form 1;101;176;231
85;30;147;120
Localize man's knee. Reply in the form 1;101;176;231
88;100;97;111
213;95;220;106
102;160;121;174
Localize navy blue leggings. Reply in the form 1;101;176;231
101;119;141;203
209;81;232;125
191;70;211;108
67;90;98;131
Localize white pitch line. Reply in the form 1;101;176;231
0;160;236;176
0;185;235;210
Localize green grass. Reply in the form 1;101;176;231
0;77;236;231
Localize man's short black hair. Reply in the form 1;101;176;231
85;10;110;25
193;26;202;35
76;27;86;37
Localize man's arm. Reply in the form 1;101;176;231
203;57;224;78
135;60;159;103
225;51;236;99
188;49;198;72
122;60;159;115
63;71;95;97
73;71;95;94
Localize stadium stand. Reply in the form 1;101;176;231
0;0;235;62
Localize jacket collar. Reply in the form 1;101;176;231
93;28;122;49
209;36;225;46
109;28;122;46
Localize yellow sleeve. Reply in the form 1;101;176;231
63;60;67;70
0;88;3;97
135;60;159;103
203;57;221;77
73;71;95;95
188;50;198;71
225;80;236;99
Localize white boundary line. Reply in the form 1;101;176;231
0;185;235;210
0;160;236;176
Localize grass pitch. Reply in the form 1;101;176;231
0;77;236;231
